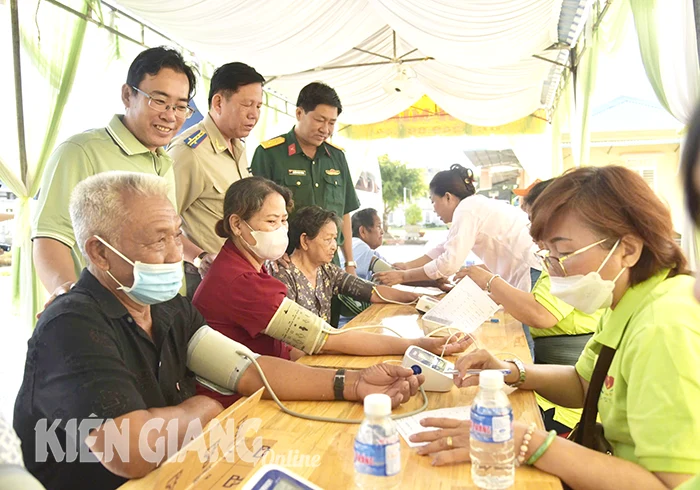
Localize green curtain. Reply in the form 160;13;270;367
629;0;672;114
571;24;599;167
550;80;571;176
0;0;89;329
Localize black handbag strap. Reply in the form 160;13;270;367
574;345;616;449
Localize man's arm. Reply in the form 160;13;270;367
88;396;223;479
236;356;423;408
32;141;92;295
341;213;355;274
33;238;77;298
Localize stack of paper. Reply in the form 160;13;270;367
421;276;499;334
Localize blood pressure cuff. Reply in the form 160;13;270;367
369;256;394;274
263;297;332;354
336;272;374;303
186;326;260;395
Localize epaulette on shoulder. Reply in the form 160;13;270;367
326;140;345;152
184;129;208;148
260;136;285;149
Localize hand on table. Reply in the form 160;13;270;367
37;281;74;318
412;418;535;467
418;334;473;357
348;364;425;408
198;253;217;277
411;417;471;466
373;270;406;286
453;348;517;388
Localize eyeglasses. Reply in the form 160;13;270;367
536;238;609;277
131;86;194;119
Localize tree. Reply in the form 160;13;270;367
378;155;427;232
404;203;423;226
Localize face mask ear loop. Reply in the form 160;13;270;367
105;270;129;291
596;239;621;274
612;266;627;283
94;235;135;291
93;235;135;266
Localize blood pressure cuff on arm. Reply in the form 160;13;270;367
186;326;260;395
263;297;332;354
330;264;374;303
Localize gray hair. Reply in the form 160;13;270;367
69;171;171;259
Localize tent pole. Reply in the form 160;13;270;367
10;0;29;187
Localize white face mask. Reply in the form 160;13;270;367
241;221;289;261
549;240;626;314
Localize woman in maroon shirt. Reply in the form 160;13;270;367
193;177;471;404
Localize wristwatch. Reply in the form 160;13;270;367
345;261;357;268
334;368;346;400
503;358;526;388
193;251;208;268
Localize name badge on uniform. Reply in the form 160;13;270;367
325;169;341;176
288;169;307;176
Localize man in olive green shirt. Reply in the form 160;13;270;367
168;62;264;297
32;47;197;300
250;82;360;273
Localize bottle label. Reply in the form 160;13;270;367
354;439;401;477
470;406;513;443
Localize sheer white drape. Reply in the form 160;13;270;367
114;0;385;74
630;0;700;269
114;0;564;126
265;28;552;126
368;0;561;67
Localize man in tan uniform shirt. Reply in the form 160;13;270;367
168;62;264;297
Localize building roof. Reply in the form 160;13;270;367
590;96;683;132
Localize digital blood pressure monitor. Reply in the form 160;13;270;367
401;345;456;392
242;464;323;490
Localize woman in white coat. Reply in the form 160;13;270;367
375;164;541;293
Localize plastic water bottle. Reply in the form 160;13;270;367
354;394;401;489
470;370;515;489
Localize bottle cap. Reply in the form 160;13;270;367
363;393;392;416
479;370;505;390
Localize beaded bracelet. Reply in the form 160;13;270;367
515;423;536;467
527;430;557;466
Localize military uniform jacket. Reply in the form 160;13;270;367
250;127;361;230
168;113;250;255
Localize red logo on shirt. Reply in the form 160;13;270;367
288;144;296;156
604;375;614;390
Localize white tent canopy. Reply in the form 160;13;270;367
114;0;571;126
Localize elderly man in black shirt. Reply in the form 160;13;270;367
13;171;423;490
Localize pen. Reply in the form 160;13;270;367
445;369;511;375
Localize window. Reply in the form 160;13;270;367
624;156;657;191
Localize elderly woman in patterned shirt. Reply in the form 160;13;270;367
275;206;418;323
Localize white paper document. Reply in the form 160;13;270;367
396;406;471;447
421;276;499;333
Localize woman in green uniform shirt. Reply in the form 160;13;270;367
412;165;700;489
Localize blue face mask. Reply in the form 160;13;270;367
94;235;183;305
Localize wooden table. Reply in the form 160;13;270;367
122;303;563;489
